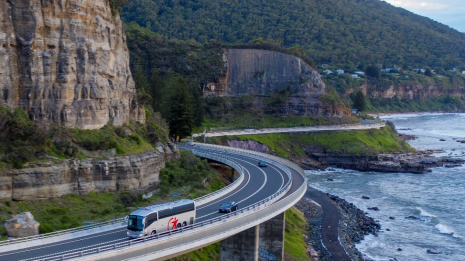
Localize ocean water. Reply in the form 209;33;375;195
306;113;465;261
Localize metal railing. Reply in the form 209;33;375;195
0;146;246;251
0;218;125;248
179;144;246;206
28;144;303;261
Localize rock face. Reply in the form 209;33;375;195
304;151;464;174
204;49;349;117
5;212;40;238
0;0;144;129
0;143;179;201
227;140;269;154
349;83;465;101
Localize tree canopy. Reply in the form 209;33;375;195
121;0;465;69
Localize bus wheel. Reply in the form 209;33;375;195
176;223;181;229
182;221;187;227
151;230;157;235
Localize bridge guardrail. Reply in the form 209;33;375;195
0;218;125;249
0;145;247;252
179;145;246;206
125;166;307;261
30;144;301;261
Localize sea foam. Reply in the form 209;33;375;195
435;224;460;238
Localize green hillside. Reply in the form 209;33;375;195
121;0;465;69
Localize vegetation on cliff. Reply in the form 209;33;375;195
0;104;169;169
201;95;357;132
121;0;465;69
206;124;413;158
325;70;465;113
126;23;325;137
0;151;222;238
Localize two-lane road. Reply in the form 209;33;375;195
1;147;292;261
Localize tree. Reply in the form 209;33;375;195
425;68;433;77
168;78;194;139
353;90;366;111
365;65;380;78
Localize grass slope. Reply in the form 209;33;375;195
207;124;413;158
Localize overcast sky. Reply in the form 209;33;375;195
384;0;465;33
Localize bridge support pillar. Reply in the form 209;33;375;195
220;212;286;261
258;212;285;261
220;225;259;261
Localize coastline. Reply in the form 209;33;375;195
369;111;465;117
296;189;380;261
299;113;465;261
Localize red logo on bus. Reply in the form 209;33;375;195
168;217;179;230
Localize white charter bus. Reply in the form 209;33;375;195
126;199;196;238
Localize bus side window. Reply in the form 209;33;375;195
146;212;158;227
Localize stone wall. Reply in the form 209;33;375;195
0;143;179;201
0;0;145;129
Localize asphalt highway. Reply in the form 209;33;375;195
0;148;291;261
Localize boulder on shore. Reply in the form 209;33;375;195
5;212;40;238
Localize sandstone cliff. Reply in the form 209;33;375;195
349;83;465;100
0;143;179;201
0;0;144;129
204;49;348;117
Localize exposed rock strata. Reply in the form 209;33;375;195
349;83;465;101
227;140;269;154
204;49;349;117
225;140;463;173
306;151;464;174
0;143;179;201
0;0;144;129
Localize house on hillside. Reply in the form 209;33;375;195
336;69;344;75
354;71;365;76
384;68;402;73
322;69;333;74
413;69;425;74
462;71;465;74
351;74;360;79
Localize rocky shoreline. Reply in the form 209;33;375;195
295;150;464;174
296;193;381;261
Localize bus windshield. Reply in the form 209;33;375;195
127;215;144;231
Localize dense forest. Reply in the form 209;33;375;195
126;23;330;136
120;0;465;69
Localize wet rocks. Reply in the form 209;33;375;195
368;207;380;211
362;196;370;199
305;151;464;174
427;249;442;254
5;212;39;238
328;194;381;261
295;197;330;260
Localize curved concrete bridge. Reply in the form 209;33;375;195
0;143;307;261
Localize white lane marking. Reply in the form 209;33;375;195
1;228;127;257
196;156;286;220
197;166;251;210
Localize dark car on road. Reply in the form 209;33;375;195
219;201;238;213
258;161;267;167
